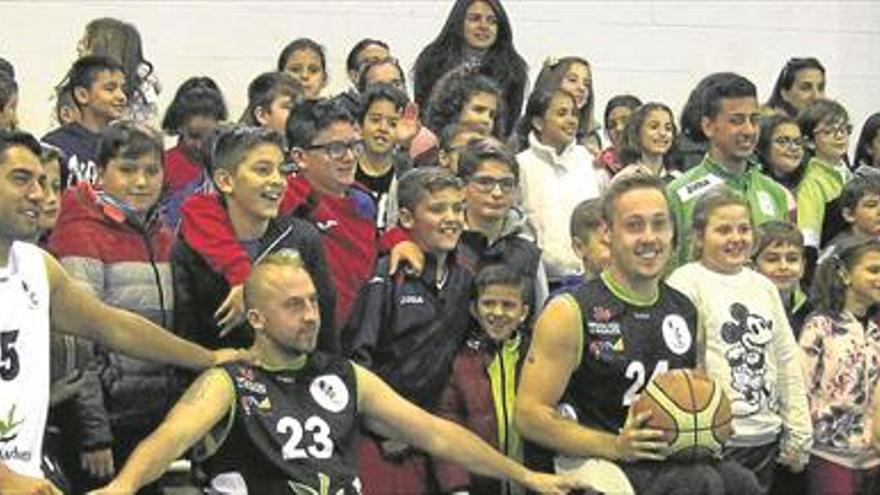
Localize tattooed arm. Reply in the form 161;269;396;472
89;369;235;494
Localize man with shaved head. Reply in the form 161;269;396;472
93;249;585;495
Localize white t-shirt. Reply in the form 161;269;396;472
0;242;50;477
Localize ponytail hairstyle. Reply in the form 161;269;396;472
690;185;751;261
765;57;826;118
533;56;597;145
811;237;880;315
512;87;577;153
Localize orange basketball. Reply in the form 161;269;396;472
631;368;733;461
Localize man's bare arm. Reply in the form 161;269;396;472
355;365;582;494
45;252;226;370
91;368;235;493
514;295;665;462
0;461;63;495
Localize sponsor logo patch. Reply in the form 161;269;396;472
662;314;692;355
675;174;724;202
310;374;349;413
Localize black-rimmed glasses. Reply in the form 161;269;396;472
302;140;366;160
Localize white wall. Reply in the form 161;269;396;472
2;0;879;145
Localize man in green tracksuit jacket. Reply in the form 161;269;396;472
668;73;794;266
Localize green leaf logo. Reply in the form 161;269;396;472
0;404;24;442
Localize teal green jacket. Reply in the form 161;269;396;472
667;154;793;266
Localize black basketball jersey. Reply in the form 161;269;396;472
564;273;698;434
208;353;360;494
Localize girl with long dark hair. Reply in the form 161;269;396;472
413;0;527;137
765;57;826;118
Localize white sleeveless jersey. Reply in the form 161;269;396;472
0;242;50;478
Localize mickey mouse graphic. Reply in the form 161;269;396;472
721;303;773;416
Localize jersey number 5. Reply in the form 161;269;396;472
278;415;334;460
622;360;668;406
0;330;19;381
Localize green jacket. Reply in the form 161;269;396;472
667;154;793;266
796;156;852;248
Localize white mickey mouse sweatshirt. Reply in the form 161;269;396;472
667;262;812;453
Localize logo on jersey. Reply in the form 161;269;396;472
240;395;272;416
592;306;613;323
310;374;349;413
661;314;692;355
235;368;267;396
756;191;776;217
587;321;621;337
399;295;425;306
588;340;617;362
20;281;38;309
676;174;724;202
66;155;98;188
0;405;23;443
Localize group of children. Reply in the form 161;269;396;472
3;0;880;494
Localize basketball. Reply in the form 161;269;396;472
631;368;732;461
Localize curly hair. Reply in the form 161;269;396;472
423;65;503;137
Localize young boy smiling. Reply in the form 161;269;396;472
433;264;531;495
345;167;479;494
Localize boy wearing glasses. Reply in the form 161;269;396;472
343;167;478;494
795;98;854;269
456;137;547;319
380;138;547;324
178;98;418;351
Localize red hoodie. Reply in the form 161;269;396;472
179;174;377;328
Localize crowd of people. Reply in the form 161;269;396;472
2;1;880;494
